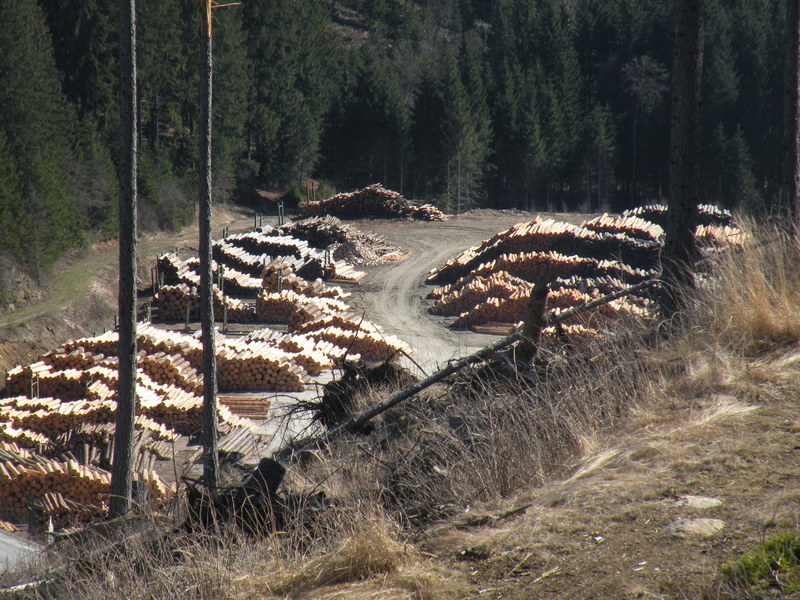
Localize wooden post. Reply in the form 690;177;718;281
199;0;219;492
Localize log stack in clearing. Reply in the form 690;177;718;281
303;184;445;221
426;204;744;340
278;215;402;265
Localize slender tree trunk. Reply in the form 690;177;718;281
782;0;800;223
199;0;219;491
661;0;704;321
110;0;138;519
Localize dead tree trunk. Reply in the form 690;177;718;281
514;282;549;366
110;0;138;518
199;0;219;491
660;0;704;321
782;0;800;223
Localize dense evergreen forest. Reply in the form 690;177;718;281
0;0;786;280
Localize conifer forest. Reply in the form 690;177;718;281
0;0;786;278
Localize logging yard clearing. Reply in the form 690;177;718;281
0;200;798;599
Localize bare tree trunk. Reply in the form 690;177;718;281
110;0;138;519
661;0;704;321
782;0;800;223
515;282;549;366
199;0;219;491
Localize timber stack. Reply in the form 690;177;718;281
278;215;402;265
303;184;445;221
426;203;743;339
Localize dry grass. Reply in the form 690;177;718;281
697;219;800;352
6;218;800;599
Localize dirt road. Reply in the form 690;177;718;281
349;211;591;375
347;213;527;374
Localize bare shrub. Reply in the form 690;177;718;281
292;319;661;526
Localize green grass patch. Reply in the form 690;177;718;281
719;531;800;596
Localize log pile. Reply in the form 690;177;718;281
0;440;173;524
255;289;350;329
156;284;255;323
303;184;445;221
261;261;350;299
621;203;734;228
157;253;263;298
695;224;747;248
217;340;307;392
430;272;534;317
279;215;402;265
583;214;664;243
138;351;202;394
426;204;738;336
301;327;410;362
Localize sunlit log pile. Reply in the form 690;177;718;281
430;272;533;317
299;327;410;362
427;204;741;336
450;287;648;330
261;259;350;299
303;184;445;221
583;214;664;243
156;284;255;323
255;289;349;328
212;238;325;281
694;224;747;248
621;203;734;228
217;339;307;393
426;217;659;286
0;440;172;526
279;215;402;265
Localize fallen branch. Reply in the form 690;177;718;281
275;278;660;465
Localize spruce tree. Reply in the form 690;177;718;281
0;0;82;280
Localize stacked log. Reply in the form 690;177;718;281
138;351;202;394
301;327;410;362
156;284;200;321
279;215;401;265
0;423;50;450
244;329;358;374
224;231;309;259
292;313;384;337
695;224;747;248
255;289;345;329
0;441;173;523
156;284;255;323
430;272;533;317
217;340;307;392
5;365;88;402
583;214;664;243
426;218;607;285
157;253;262;298
303;184;445;221
137;324;204;369
621;203;734;228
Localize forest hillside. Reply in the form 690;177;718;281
0;0;786;284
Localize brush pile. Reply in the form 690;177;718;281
303;184;445;221
427;204;743;335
